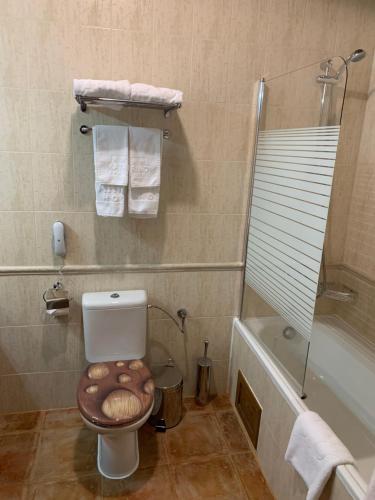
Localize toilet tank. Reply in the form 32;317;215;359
82;290;148;363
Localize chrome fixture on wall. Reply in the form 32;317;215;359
317;48;366;303
316;49;366;83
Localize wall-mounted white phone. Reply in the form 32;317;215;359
52;221;66;257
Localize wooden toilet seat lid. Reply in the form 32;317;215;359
77;359;154;428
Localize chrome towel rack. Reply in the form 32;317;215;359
79;124;170;140
75;95;181;117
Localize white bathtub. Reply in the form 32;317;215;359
233;316;374;499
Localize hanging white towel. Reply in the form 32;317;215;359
130;83;183;105
285;411;354;500
93;125;128;217
366;469;375;500
95;183;124;218
128;126;162;218
73;79;131;100
93;125;129;186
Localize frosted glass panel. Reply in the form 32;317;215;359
245;125;340;341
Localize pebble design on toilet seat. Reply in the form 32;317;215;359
77;359;154;427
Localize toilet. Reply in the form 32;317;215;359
77;290;154;480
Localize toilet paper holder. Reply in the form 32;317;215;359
43;281;70;317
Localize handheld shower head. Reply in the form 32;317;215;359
316;49;367;83
347;49;366;63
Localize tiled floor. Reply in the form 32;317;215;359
0;395;273;499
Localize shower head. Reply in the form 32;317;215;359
317;49;367;83
347;49;366;64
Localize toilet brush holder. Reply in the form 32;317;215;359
195;340;212;406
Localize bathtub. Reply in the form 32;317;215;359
231;316;374;499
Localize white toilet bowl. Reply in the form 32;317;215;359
80;403;154;479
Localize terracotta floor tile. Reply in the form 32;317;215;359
183;397;214;414
0;432;38;483
165;413;227;464
43;407;83;430
31;428;97;483
138;423;168;469
29;474;101;499
231;452;274;500
211;394;232;411
216;410;250;453
0;412;42;435
102;465;176;499
0;481;30;499
173;455;247;499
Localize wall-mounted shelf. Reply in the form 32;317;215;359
75;95;182;117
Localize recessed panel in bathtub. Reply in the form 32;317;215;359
235;370;262;448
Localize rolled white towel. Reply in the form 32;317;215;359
73;79;131;99
131;83;183;105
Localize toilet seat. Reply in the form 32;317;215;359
77;359;154;428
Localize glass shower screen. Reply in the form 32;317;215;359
241;61;346;388
246;123;340;341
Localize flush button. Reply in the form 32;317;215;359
110;293;120;299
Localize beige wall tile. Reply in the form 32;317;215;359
0;324;84;375
182;102;226;160
154;0;193;38
163;160;248;214
0;88;29;152
0;153;34;211
0;276;41;327
0;0;29;18
193;0;232;41
0;370;80;413
230;0;267;45
265;0;305;48
224;104;253;162
227;41;264;105
73;26;112;80
32;154;74;211
152;36;192;97
299;0;337;52
136;213;245;264
111;0;153;32
148;270;242;318
25;0;79;24
0;212;36;266
111;30;153;83
28;90;71;154
0;17;28;88
27;21;70;91
73;153;95;211
191;39;227;103
80;0;112;28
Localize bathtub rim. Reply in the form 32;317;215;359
231;317;368;500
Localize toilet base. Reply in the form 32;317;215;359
97;430;139;480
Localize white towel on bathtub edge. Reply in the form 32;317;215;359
285;411;354;500
366;469;375;500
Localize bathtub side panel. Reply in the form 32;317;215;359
229;321;355;500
